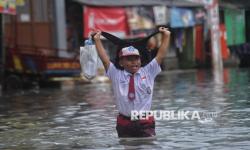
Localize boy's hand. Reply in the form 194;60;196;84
91;29;110;71
159;27;171;37
91;30;102;41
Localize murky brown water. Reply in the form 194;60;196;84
0;68;250;149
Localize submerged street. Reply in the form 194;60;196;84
0;68;249;149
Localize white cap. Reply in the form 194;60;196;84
119;46;140;58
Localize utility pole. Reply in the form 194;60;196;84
207;0;223;84
187;0;223;83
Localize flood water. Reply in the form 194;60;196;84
0;68;250;149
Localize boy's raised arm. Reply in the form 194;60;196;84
155;27;171;65
93;31;110;71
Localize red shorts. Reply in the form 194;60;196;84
116;113;156;138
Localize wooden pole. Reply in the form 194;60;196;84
0;14;4;93
29;0;35;48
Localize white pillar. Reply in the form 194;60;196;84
207;0;223;84
54;0;73;58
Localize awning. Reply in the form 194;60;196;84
219;0;250;9
74;0;204;7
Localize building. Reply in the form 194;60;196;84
3;0;80;90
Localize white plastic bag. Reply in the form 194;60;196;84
80;38;98;80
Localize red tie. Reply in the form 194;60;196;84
128;75;135;101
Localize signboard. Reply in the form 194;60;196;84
170;7;195;28
153;6;169;25
0;0;16;15
83;6;128;38
126;6;155;37
46;62;80;70
185;0;212;5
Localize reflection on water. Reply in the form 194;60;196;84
0;68;250;149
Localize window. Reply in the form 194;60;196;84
16;0;31;22
15;0;53;22
33;0;53;22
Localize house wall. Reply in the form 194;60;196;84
4;0;56;56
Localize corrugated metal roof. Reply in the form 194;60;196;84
74;0;204;7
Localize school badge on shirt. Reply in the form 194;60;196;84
128;93;135;100
146;87;152;94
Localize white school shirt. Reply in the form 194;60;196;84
106;58;161;116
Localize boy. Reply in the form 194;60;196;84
93;27;170;137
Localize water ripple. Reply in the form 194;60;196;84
0;69;250;149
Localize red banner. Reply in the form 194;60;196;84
83;6;128;38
